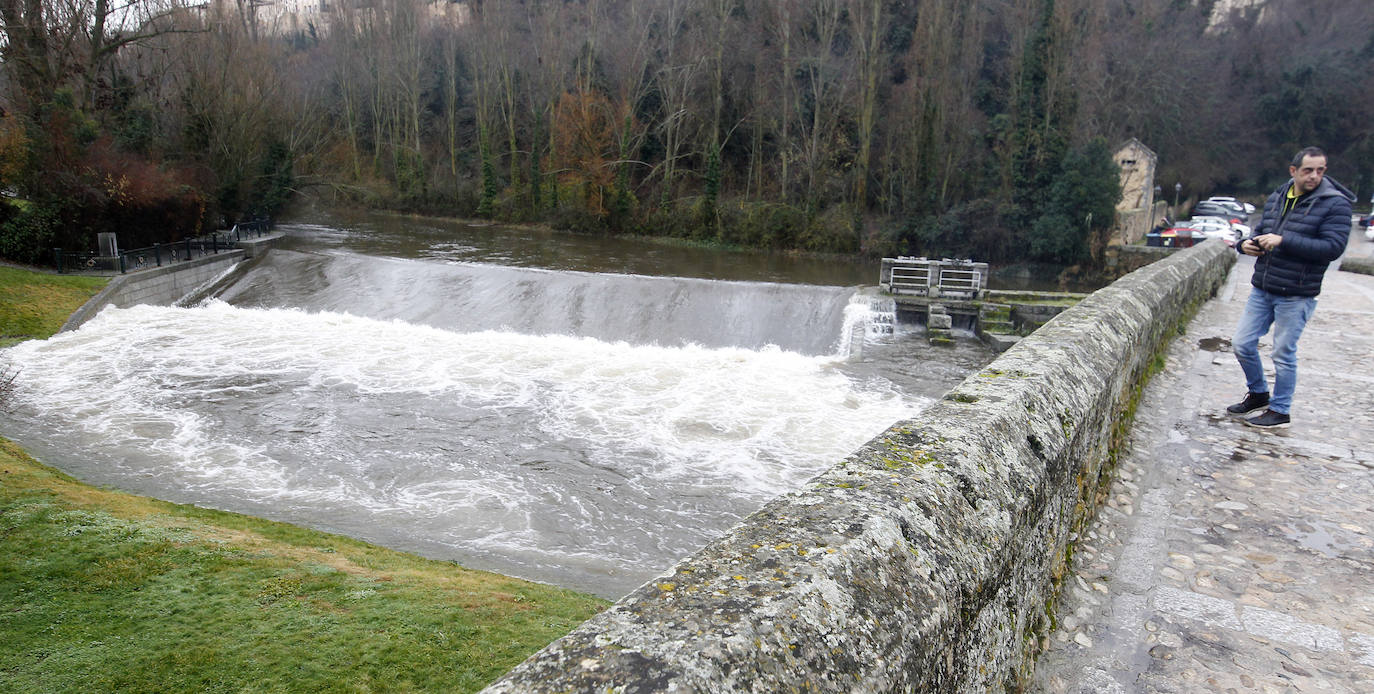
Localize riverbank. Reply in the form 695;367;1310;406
289;202;1111;294
0;266;107;348
0;266;608;693
302;202;887;276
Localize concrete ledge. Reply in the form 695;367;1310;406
60;251;245;332
980;332;1022;352
481;241;1235;693
237;233;282;259
1339;255;1374;277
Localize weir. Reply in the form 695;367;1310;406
14;235;958;598
479;240;1236;693
218;248;864;356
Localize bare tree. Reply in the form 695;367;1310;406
847;0;889;214
596;0;657;215
646;0;704;205
900;0;990;211
767;0;799;201
796;0;847;204
0;0;190;112
166;1;290;216
521;0;579;209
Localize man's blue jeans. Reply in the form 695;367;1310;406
1233;287;1316;414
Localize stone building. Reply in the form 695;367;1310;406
1112;139;1162;244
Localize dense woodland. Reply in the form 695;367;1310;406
1;0;1371;269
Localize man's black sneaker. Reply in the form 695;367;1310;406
1244;409;1290;429
1226;391;1270;415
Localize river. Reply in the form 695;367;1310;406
0;210;995;598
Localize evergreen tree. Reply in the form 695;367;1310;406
477;127;497;218
1028;138;1120;265
1008;0;1074;241
702;149;721;238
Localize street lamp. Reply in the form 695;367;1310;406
1174;182;1182;214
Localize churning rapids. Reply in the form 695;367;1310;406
0;218;993;598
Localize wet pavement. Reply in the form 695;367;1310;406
1032;230;1374;693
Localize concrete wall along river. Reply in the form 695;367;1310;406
60;234;279;332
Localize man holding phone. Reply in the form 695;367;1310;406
1226;146;1354;429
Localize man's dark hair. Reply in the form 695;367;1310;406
1291;146;1325;167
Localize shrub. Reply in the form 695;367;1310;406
84;143;209;247
644;200;697;239
0;202;60;265
796;205;860;254
720;202;806;249
547;199;609;234
881;198;1016;263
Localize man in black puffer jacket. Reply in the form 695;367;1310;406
1225;146;1354;429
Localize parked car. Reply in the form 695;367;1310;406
1198;214;1253;237
1206;196;1256;216
1149;224;1205;248
1194;200;1252;236
1193;200;1245;220
1180;217;1241;246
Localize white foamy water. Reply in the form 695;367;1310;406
2;300;923;597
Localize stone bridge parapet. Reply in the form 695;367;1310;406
481;240;1236;693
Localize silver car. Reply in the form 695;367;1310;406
1205;196;1256;216
1184;217;1244;246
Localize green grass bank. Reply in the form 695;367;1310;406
0;266;107;348
1;266;608;693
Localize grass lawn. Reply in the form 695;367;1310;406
1;265;608;693
0;265;108;348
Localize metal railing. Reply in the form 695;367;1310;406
53;218;272;274
222;218;273;242
881;257;989;299
935;267;982;298
889;263;935;295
